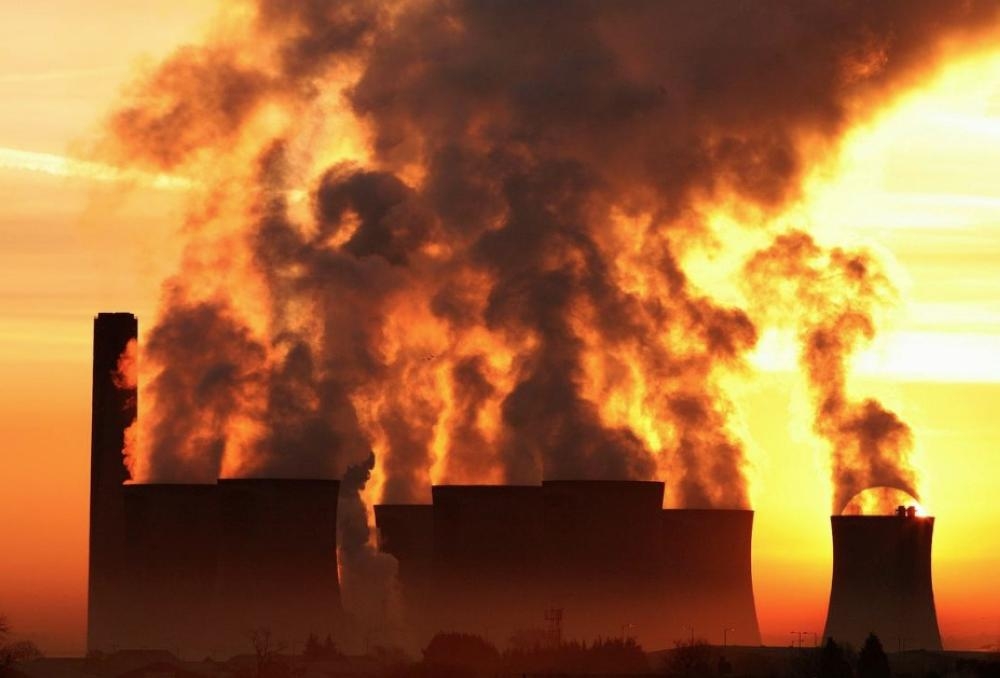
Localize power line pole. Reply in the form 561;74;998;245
790;631;809;648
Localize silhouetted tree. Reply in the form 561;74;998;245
303;632;346;662
819;637;852;678
501;637;647;675
248;628;286;678
303;633;321;661
664;638;711;677
323;634;341;659
422;632;499;675
857;633;890;678
0;615;42;672
587;637;649;674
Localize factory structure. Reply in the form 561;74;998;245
87;312;943;657
376;484;762;649
87;314;341;658
824;508;943;650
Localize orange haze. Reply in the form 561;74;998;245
1;2;1000;655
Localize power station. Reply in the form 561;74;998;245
375;482;763;649
87;314;341;657
823;507;942;650
87;312;944;656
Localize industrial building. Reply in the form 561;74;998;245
375;481;763;649
823;507;942;650
89;312;944;658
87;314;342;658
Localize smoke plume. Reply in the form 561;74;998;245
743;231;918;514
101;0;999;613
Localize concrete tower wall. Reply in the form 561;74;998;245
375;506;433;605
87;312;137;653
375;505;435;644
215;479;341;655
377;483;765;651
541;480;664;578
659;509;761;647
375;505;434;566
541;481;666;642
121;484;219;655
824;515;942;650
431;485;545;635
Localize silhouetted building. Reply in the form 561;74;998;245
114;479;342;658
660;509;761;647
823;509;942;650
121;484;218;655
215;478;341;657
542;480;665;643
87;313;342;658
374;504;434;632
87;312;137;653
376;481;763;651
432;485;546;636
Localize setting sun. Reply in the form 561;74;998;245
2;3;1000;671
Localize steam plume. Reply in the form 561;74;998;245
100;0;999;614
744;231;918;514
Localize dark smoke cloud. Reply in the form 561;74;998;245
107;0;999;617
107;1;384;171
138;292;266;482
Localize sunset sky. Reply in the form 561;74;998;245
2;1;1000;655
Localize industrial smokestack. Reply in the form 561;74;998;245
823;511;942;650
87;312;137;653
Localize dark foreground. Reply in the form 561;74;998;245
5;640;1000;678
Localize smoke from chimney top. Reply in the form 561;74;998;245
98;0;999;615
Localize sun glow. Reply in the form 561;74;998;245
749;49;1000;384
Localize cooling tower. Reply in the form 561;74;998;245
121;484;218;656
659;509;761;647
87;312;137;653
431;485;545;635
541;480;665;643
214;478;341;655
376;482;765;651
823;512;942;650
374;504;434;632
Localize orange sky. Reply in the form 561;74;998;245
1;2;1000;655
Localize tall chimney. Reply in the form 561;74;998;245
823;512;942;650
86;312;137;653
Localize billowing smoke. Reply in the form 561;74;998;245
338;454;399;631
744;232;917;514
101;0;999;616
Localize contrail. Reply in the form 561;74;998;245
0;147;190;189
0;66;124;84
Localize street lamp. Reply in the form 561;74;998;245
723;627;735;649
790;631;809;648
